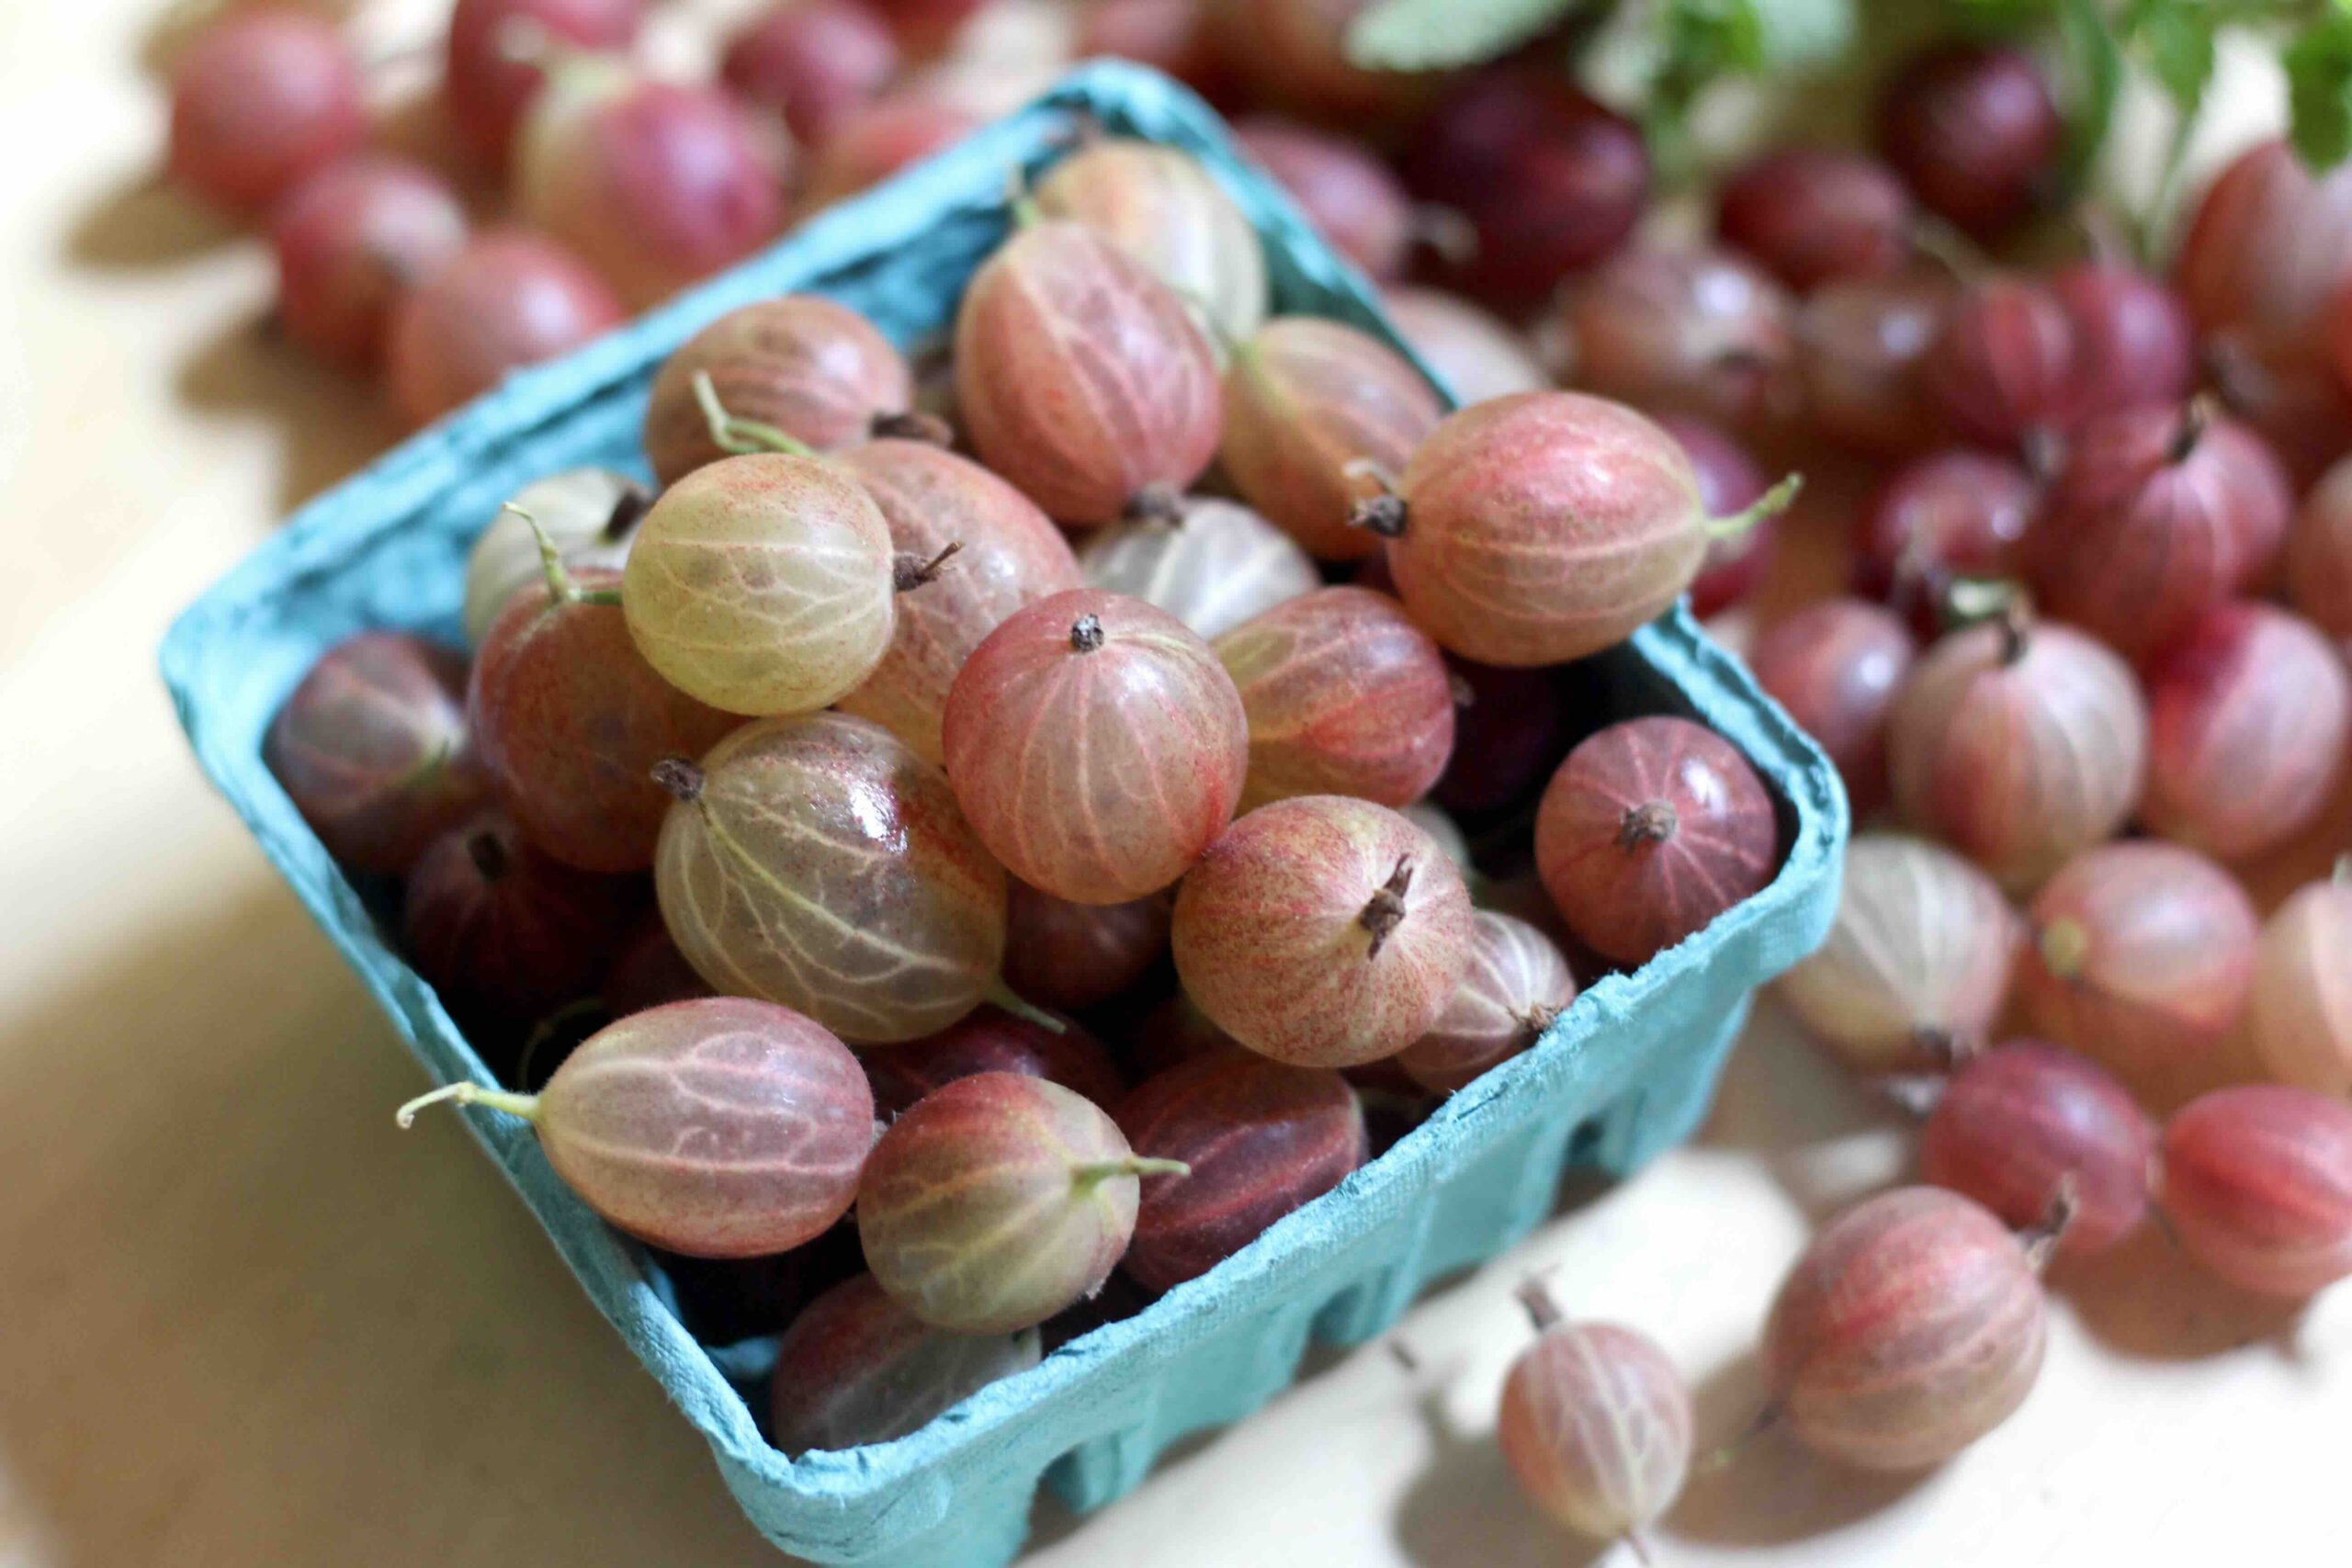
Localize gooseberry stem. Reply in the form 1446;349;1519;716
1125;483;1188;525
1069;615;1105;653
870;409;954;446
1703;472;1803;542
1618;800;1678;849
2333;853;2349;888
509;502;621;607
894;540;962;592
2019;1176;2079;1273
395;1080;542;1129
2037;918;2091;980
985;979;1069;1034
602;481;653;543
1514;1276;1565;1333
1071;1156;1192;1187
651;757;707;804
2167;393;2215;464
693;370;818;458
1359;856;1416;959
1696;1401;1781;1474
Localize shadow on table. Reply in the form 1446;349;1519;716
1388;1379;1614;1568
64;169;241;271
174;308;399;513
0;875;778;1568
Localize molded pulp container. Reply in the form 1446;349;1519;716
161;62;1849;1568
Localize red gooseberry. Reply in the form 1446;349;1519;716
1717;145;1915;293
397;996;873;1258
167;7;367;213
1747;599;1917;818
721;0;900;150
1074;0;1233;106
768;1274;1041;1456
2174;137;2352;375
2050;260;2196;423
385;229;625;429
1001;882;1174;1015
444;0;644;165
1874;42;2061;237
860;1004;1125;1117
1656;413;1774;619
1204;0;1442;125
270;156;470;371
2289;456;2352;645
1396;911;1577;1093
1076;497;1321;642
1035;138;1269;348
1920;276;2076;450
1851;450;2037;630
2250;869;2352;1096
1796;271;1951;455
1378;285;1548;407
604;911;714;1016
797;90;978;208
1432;660;1569;818
1921;1041;2154;1257
1234;117;1413;281
2158;1085;2352;1299
1552;246;1801;437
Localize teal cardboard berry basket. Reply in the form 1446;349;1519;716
160;62;1848;1568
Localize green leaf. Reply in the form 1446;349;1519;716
1345;0;1588;71
2135;0;2217;114
1745;0;1856;66
2286;17;2352;169
2056;0;2125;186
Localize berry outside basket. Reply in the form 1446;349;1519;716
160;62;1849;1568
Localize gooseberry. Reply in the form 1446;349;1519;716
863;0;984;54
270;156;469;370
1001;883;1173;1015
1074;0;1231;105
1171;795;1475;1067
385;228;625;429
1796;271;1951;455
265;631;485;875
2174;137;2352;374
858;1072;1182;1332
1378;285;1547;406
1716;146;1914;293
167;7;366;213
2050;260;2196;423
955;219;1221;525
1534;716;1778;968
604;911;714;1016
1777;833;2021;1073
1921;1041;2154;1257
2289;457;2352;644
861;1005;1125;1117
797;90;978;208
653;713;1006;1043
444;0;643;165
1656;414;1773;619
1234;117;1411;280
1921;276;2076;450
721;0;900;149
1035;138;1269;348
1852;450;2037;626
397;996;872;1257
463;468;647;646
402;812;638;1028
1432;660;1568;818
1874;42;2060;237
1076;497;1320;642
1747;599;1917;818
1396;911;1577;1093
2017;841;2258;1107
2250;869;2352;1096
942;589;1248;904
768;1274;1041;1456
1205;0;1439;125
1552;245;1800;437
2159;1085;2352;1299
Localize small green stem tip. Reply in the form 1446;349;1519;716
986;980;1069;1035
506;502;580;608
1703;472;1803;543
692;371;816;458
394;1081;541;1129
1071;1156;1192;1188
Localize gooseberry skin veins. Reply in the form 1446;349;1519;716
1498;1321;1693;1543
469;565;741;873
654;713;1007;1045
642;296;915;488
1002;882;1173;1015
1170;795;1476;1068
1034;139;1270;350
768;1273;1041;1457
2251;879;2352;1097
2051;261;2197;423
1076;498;1321;642
1384;391;1714;669
1534;716;1779;969
526;997;873;1258
860;1004;1126;1118
1765;1187;2048;1472
167;8;367;213
832;440;1084;765
1884;617;2149;895
1214;585;1455;811
1114;1049;1367;1291
1920;1042;2154;1257
1921;277;2076;448
2159;1085;2352;1300
623;452;898;717
942;588;1249;906
1396;911;1577;1093
2174;138;2352;375
265;631;486;876
2141;602;2351;862
953;220;1222;525
386;229;626;430
1746;599;1917;818
1219;317;1443;561
857;1072;1148;1334
270;156;471;371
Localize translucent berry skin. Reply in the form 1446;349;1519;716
2289;457;2352;644
1498;1322;1692;1542
402;813;638;1027
463;468;645;646
623;453;897;717
1213;586;1453;810
2030;403;2294;660
943;589;1248;905
1384;391;1713;668
1747;600;1916;818
1379;286;1548;407
1234;118;1411;280
1114;1051;1366;1291
445;0;644;165
799;92;978;208
1874;43;2060;237
469;566;740;872
604;912;714;1017
1766;1187;2047;1471
1536;716;1778;968
1657;414;1772;620
831;442;1081;763
520;997;872;1256
1433;660;1568;818
1777;834;2020;1074
514;67;784;310
1397;69;1647;309
1221;318;1442;560
2252;879;2352;1096
1921;1042;2154;1257
721;0;900;149
2051;261;2196;423
386;229;625;429
2017;841;2258;1107
1717;146;1913;293
655;713;1006;1043
270;156;469;370
1554;246;1800;436
1204;0;1440;125
1035;139;1269;349
2142;603;2350;862
265;631;486;875
1797;272;1951;455
1002;883;1173;1014
858;1073;1148;1332
1885;618;2147;893
768;1274;1041;1457
167;8;366;212
1852;450;2037;626
2175;139;2352;375
1077;498;1320;642
2159;1086;2352;1299
642;297;912;488
1396;911;1577;1093
1922;278;2075;448
955;220;1222;525
1171;795;1476;1067
861;1005;1125;1117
